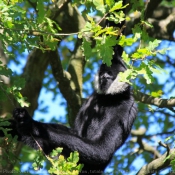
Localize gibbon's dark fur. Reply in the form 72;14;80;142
0;2;137;175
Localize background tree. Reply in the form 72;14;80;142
0;0;175;174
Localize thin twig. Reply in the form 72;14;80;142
159;141;170;154
30;134;49;158
96;12;109;26
0;26;79;37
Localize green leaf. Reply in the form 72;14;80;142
67;151;79;164
141;20;153;28
97;35;117;66
106;0;115;7
32;150;45;170
82;38;93;60
109;1;123;12
132;24;142;40
118;69;137;83
122;51;130;66
118;70;132;84
147;39;161;51
81;22;93;32
0;65;12;77
151;90;163;97
165;136;172;142
93;0;106;13
118;35;136;47
131;0;144;12
136;62;154;84
50;147;63;157
107;11;125;25
6;20;14;28
131;48;151;59
157;48;167;55
0;120;11;127
13;77;26;91
37;0;45;23
105;35;118;46
99;45;113;66
15;93;30;107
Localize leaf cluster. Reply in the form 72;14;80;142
0;61;29;107
79;1;167;86
0;0;60;55
0;118;19;167
79;1;128;66
32;147;83;175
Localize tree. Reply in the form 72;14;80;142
0;0;175;174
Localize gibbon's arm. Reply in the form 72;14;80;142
8;108;124;164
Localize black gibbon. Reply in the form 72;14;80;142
1;45;137;174
0;1;137;174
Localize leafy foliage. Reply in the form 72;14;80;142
0;118;19;167
32;148;83;175
79;0;167;85
0;61;29;107
79;1;127;66
0;0;61;54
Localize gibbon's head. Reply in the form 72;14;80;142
94;52;129;95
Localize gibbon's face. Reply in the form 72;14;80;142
94;62;129;95
99;64;115;93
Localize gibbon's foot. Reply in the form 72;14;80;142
13;108;32;134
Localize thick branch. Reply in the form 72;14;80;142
125;6;175;41
152;5;175;20
147;11;175;41
144;0;162;19
50;1;86;125
131;128;161;158
134;91;175;109
131;138;161;159
49;49;82;126
131;128;146;136
66;40;85;125
51;1;85;33
137;148;175;175
21;49;50;115
0;43;8;84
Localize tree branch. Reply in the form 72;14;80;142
144;0;163;20
132;129;175;174
131;137;161;159
151;5;175;20
147;11;175;41
136;147;175;175
0;26;79;37
125;5;175;41
134;91;175;110
131;128;161;159
51;1;85;33
131;128;146;136
66;41;85;125
21;49;50;115
49;49;83;126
